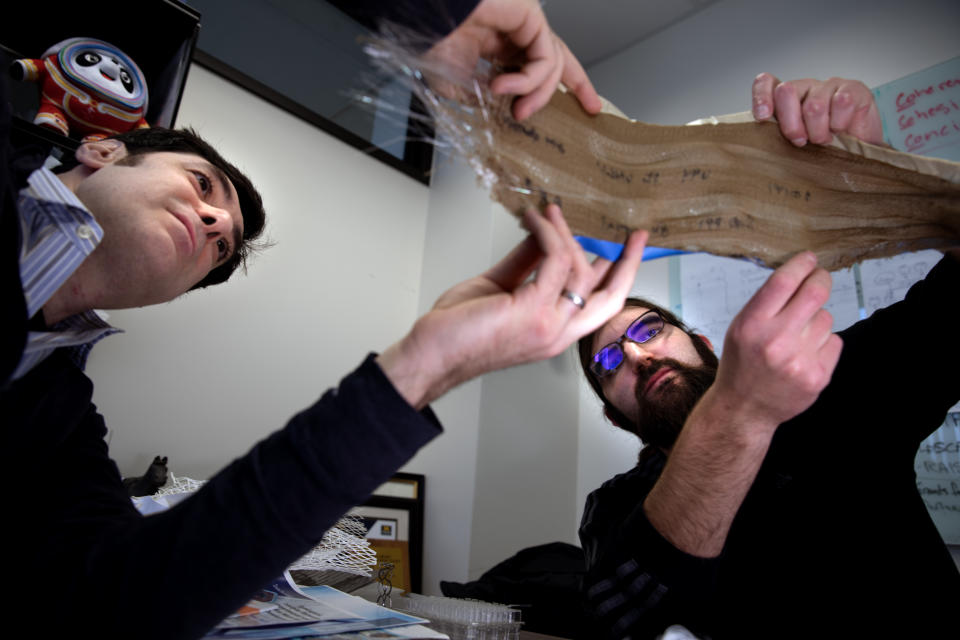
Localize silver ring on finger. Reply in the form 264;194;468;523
560;288;586;310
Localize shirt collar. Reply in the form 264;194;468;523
23;165;88;211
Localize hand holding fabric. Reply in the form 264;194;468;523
377;205;646;409
424;0;601;120
752;72;884;146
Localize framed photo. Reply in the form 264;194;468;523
349;473;425;593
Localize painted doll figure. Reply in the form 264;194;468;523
10;37;149;142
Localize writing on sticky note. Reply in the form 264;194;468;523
873;56;960;161
914;413;960;544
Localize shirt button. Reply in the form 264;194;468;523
77;225;94;239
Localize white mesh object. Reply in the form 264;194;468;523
155;472;205;496
288;514;377;575
148;476;376;577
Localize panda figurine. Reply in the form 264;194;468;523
10;36;149;142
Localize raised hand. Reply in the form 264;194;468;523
712;251;843;429
424;0;602;121
645;252;843;557
752;72;884;146
377;205;646;409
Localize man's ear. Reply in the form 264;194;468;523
697;334;714;352
75;138;128;169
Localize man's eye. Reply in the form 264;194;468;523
217;238;229;260
192;171;211;195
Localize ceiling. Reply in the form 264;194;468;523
543;0;721;68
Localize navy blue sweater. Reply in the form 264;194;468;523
0;4;478;635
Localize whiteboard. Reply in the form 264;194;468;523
858;249;943;318
873;55;960;162
916;413;960;544
676;253;860;358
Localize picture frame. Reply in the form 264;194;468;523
349;472;425;593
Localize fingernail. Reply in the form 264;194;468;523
792;137;807;146
755;104;770;119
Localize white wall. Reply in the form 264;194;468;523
466;210;583;580
407;151;585;589
400;150;491;592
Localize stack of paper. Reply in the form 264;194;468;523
204;572;447;639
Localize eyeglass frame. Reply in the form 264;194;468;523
589;310;666;378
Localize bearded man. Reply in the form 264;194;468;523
575;74;960;639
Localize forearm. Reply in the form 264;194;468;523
376;330;446;411
12;355;441;639
644;387;777;557
138;356;441;636
643;251;840;557
375;304;504;411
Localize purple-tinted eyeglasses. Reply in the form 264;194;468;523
590;310;665;377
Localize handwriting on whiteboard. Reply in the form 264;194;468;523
873;56;960;161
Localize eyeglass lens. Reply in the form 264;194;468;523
625;312;663;343
590;312;663;377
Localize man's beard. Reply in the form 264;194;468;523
634;340;718;450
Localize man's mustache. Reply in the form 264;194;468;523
633;357;703;398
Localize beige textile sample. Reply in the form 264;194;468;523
441;89;960;270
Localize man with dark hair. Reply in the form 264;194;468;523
0;2;635;639
575;74;960;639
578;298;718;453
104;126;267;290
3;128;265;383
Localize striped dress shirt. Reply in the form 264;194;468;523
14;166;120;380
